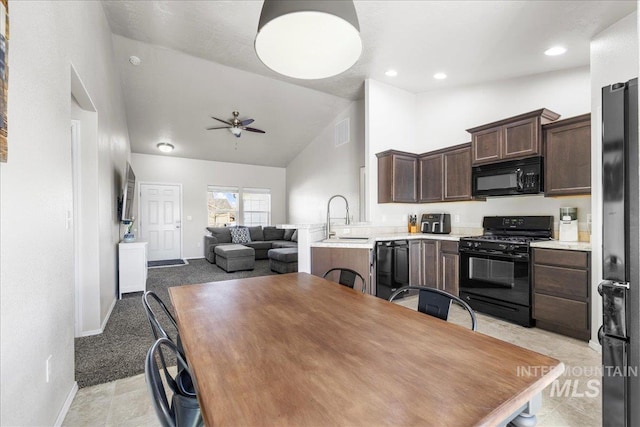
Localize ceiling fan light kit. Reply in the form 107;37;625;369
255;0;362;80
207;111;266;138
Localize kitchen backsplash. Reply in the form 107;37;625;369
365;194;591;241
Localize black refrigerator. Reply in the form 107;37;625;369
600;78;639;427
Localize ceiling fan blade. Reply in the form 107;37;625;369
243;127;266;134
211;116;232;125
206;126;232;130
240;118;254;126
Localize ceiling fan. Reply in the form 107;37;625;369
207;111;266;138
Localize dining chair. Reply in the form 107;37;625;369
142;291;194;396
388;286;477;331
323;267;367;293
142;291;182;345
145;337;203;427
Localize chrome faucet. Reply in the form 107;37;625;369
326;195;350;239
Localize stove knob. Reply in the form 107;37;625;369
474;242;480;248
509;245;516;251
498;244;507;250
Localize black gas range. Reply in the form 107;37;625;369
458;216;553;327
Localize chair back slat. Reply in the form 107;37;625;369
389;286;477;331
323;268;367;293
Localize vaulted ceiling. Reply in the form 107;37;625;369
102;0;636;167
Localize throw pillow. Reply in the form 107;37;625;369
248;226;264;242
291;230;298;242
230;227;251;244
263;226;285;241
283;228;295;241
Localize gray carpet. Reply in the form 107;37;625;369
74;258;276;388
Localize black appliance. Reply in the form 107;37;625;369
459;216;553;327
376;240;409;300
472;157;543;197
599;78;639;427
420;213;451;234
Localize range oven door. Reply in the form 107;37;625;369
459;249;531;307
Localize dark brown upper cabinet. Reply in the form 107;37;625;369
418;143;472;203
467;109;561;165
376;150;418;203
418;153;443;202
543;113;591;196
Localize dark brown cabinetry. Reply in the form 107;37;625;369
440;241;460;296
543;114;591;196
377;150;418;203
418;154;442;202
467;109;560;165
418;143;472;203
532;248;590;341
408;239;459;296
311;247;372;294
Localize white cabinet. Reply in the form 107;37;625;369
118;241;148;299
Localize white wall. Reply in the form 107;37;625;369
589;11;638;346
131;154;286;259
286;100;365;224
365;68;593;231
0;1;130;425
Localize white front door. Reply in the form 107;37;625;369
140;183;182;261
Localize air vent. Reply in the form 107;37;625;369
335;118;350;147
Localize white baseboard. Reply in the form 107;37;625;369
183;256;203;260
76;297;116;337
54;381;78;427
589;339;602;353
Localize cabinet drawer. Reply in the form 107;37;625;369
533;248;588;269
534;293;588;331
440;241;458;253
534;264;588;300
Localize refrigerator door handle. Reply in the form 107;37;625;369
599;280;631;295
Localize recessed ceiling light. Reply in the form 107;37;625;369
129;56;141;66
544;46;567;56
385;70;398;77
156;142;174;153
433;72;447;80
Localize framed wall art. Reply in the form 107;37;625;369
0;0;8;163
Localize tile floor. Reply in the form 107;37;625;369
63;297;602;427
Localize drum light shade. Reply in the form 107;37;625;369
255;0;362;80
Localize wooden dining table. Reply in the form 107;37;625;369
169;272;564;427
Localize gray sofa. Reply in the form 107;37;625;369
204;226;297;263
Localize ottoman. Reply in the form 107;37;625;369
215;244;255;272
268;248;298;274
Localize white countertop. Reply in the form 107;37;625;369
310;233;474;249
530;240;592;251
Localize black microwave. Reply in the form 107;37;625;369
472;157;543;197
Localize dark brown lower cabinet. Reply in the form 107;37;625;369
408;239;459;296
440;241;459;297
532;248;591;341
311;247;372;294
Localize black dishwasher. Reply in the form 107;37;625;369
376;240;409;300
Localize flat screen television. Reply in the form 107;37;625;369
119;163;136;222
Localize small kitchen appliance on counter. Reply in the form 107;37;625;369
420;213;451;234
558;207;578;242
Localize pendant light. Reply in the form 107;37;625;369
255;0;362;80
